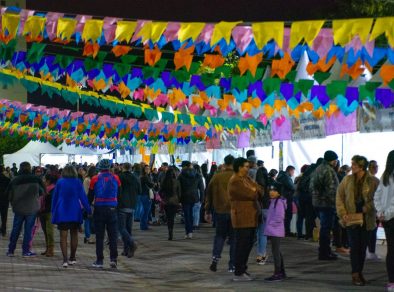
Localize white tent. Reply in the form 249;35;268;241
3;141;67;167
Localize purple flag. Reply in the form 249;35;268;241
325;111;357;136
376;88;394;108
272;117;292;141
237;130;250;148
311;85;330;105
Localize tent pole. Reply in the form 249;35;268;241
341;134;344;166
279;141;283;171
39;153;42;167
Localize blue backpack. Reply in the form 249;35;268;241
94;172;118;205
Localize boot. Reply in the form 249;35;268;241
359;272;367;285
168;228;173;241
352;273;364;286
46;246;54;257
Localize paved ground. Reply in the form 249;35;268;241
0;211;389;292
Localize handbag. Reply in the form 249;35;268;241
148;188;155;200
345;213;364;227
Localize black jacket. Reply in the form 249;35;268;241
276;171;295;199
178;169;204;204
118;171;141;209
0;173;10;204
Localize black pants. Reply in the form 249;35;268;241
284;197;293;235
0;202;9;236
270;237;285;274
234;227;255;276
164;204;178;231
367;220;379;253
333;215;348;248
298;196;315;239
383;218;394;282
347;226;368;273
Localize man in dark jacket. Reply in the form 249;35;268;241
178;160;204;239
118;162;141;258
276;166;295;236
6;162;45;257
0;165;11;237
310;150;339;260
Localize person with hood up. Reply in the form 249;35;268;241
178;161;204;239
276;166;295;236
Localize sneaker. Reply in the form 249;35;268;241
109;260;117;269
62;262;68;268
127;242;137;258
335;247;350;255
6;251;14;257
366;252;380;261
256;255;268;265
265;273;285;282
184;233;193;239
22;251;36;257
233;273;253;282
209;261;217;272
92;261;103;268
228;266;235;273
68;258;77;265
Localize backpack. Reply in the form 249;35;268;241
94;172;118;199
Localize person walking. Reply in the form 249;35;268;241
89;159;121;269
228;157;262;281
51;165;92;267
336;155;378;286
205;155;235;272
374;150;394;292
118;162;140;257
83;166;96;244
39;171;58;257
310;150;339;260
140;165;155;230
6;162;45;257
0;165;11;237
178;161;204;239
160;167;181;240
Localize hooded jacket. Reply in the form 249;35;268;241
276;170;295;199
118;171;141;209
178;168;204;204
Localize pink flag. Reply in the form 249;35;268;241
46;12;64;40
163;22;180;43
232;26;253;54
312;28;333;59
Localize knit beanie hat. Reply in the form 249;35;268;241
324;150;338;162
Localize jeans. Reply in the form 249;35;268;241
367;225;378;253
84;218;91;239
347;225;368;273
8;213;36;254
134;196;142;221
284;197;293;235
257;209;268;256
193;202;201;227
118;210;135;253
140;195;152;230
39;213;54;247
271;236;285;274
182;203;194;235
316;207;335;257
212;213;235;268
0;201;9;235
234;227;255;276
383;218;394;282
94;206;118;263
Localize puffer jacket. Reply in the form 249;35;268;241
310;160;339;208
276;170;295;199
178;168;204;204
336;173;378;231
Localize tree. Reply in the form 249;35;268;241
0;135;28;165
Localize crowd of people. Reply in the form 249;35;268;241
0;148;393;290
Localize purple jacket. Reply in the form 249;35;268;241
264;197;287;238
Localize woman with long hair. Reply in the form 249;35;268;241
140;165;155;230
160;167;181;240
52;165;91;268
374;150;394;291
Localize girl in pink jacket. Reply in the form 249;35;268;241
264;182;287;282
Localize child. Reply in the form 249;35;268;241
264;182;287;282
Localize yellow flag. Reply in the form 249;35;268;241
57;18;77;40
2;13;20;38
252;22;284;49
333;18;373;45
151;143;159;154
211;21;241;46
137;21;152;42
151;22;168;43
168;143;176;155
22;16;46;39
290;20;324;48
178;22;205;42
370;17;394;48
115;20;137;43
82;19;104;42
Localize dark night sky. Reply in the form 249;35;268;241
27;0;339;22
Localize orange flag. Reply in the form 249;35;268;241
340;59;364;80
83;43;100;59
92;79;107;91
271;53;295;79
112;45;132;57
203;54;225;69
306;56;336;75
174;45;195;71
238;53;263;76
144;46;162;66
118;82;131;98
380;64;394;85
